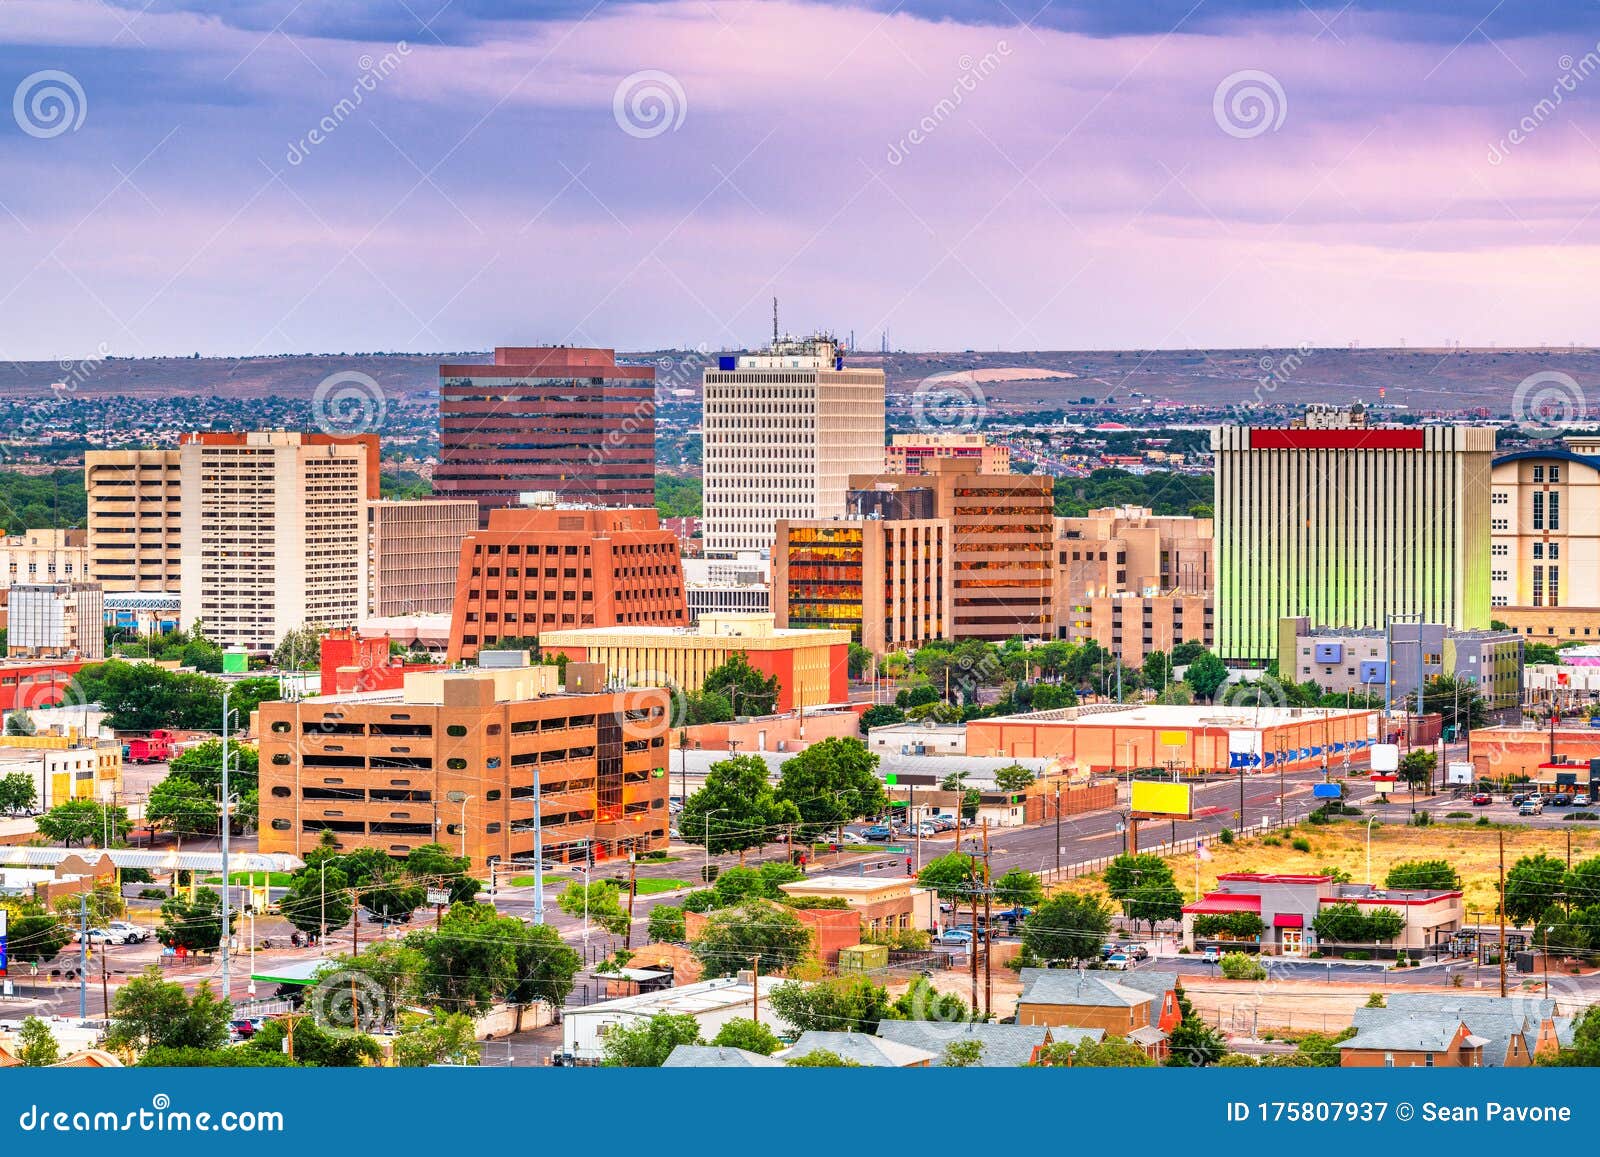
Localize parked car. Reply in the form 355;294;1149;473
1576;794;1592;807
229;1018;258;1040
933;929;973;946
1126;944;1150;961
1510;793;1530;807
863;824;892;841
1201;946;1222;964
1519;799;1544;816
1103;952;1131;970
932;817;956;832
106;922;148;944
1471;792;1493;806
1548;794;1574;807
837;831;870;845
914;821;939;837
1099;943;1118;959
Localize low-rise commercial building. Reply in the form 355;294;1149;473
6;582;105;660
776;874;934;936
1013;970;1178;1058
541;612;849;713
559;974;795;1064
1277;616;1523;711
885;432;1008;475
258;661;672;872
447;503;687;661
0;730;123;809
0;529;89;587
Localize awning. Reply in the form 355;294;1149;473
1183;894;1262;915
1273;913;1305;929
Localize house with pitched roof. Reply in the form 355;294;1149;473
875;1020;1059;1067
662;1045;782;1068
1012;969;1179;1058
782;1031;935;1067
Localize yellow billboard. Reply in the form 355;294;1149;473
1158;730;1188;748
1131;780;1193;819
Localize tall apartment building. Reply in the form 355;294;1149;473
847;460;1054;643
7;582;105;660
1052;505;1213;661
179;431;378;653
368;498;478;617
1489;437;1600;642
1213;411;1493;664
447;504;687;662
84;450;182;592
885;432;1009;475
435;347;655;521
0;529;89;587
701;335;885;557
258;662;672;872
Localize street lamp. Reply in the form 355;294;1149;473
571;863;592;947
446;790;472;858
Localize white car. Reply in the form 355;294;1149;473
106;922;149;944
838;831;870;845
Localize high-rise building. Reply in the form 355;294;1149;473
701;335;884;557
885;432;1009;475
447;503;687;662
435;347;655;521
1213;410;1493;664
847;460;1054;643
84;450;182;592
179;431;378;653
367;498;478;617
6;582;105;660
258;661;672;871
0;529;89;587
1488;437;1600;642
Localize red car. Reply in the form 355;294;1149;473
1471;792;1493;806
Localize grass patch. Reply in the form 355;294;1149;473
632;877;690;895
512;875;689;894
201;872;293;887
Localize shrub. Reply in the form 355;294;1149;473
1445;811;1473;819
1219;951;1267;980
1364;992;1385;1008
1342;950;1371;960
1218;828;1235;846
138;888;167;900
1262;836;1282;846
1477;816;1492;826
1566;812;1600;822
1410;812;1432;827
1290;837;1312;853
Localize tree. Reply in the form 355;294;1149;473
993;763;1036;793
682;754;802;862
1182;651;1228;702
847;642;872;680
774;737;887;837
248;1018;381;1067
157;889;236;953
1505;853;1567;926
700;651;780;717
168;740;259;793
647;905;686;943
105;968;232;1054
785;1049;861;1067
1408;674;1488;734
858;704;905;734
1219;952;1267;980
146;775;220;843
54;881;124;928
312;942;426;1032
1563;856;1600;910
991;868;1044;909
768;975;894;1034
1167;1009;1228;1067
1022;893;1112;962
1542;1005;1600;1066
392;1009;482;1067
0;900;71;964
557;880;631;936
710;1017;781;1055
35;799;130;846
1142;651;1173;690
890;975;970;1023
0;771;36;815
1125;881;1185;933
411;904;582;1016
5;709;36;736
601;1012;703;1066
1385;860;1460;891
281;863;354;936
917;852;978;902
342;848;425;923
942;1040;986;1066
15;1017;59;1066
1104;853;1177;901
691;902;812;978
272;625;325;671
1398;750;1436;789
1035;1036;1155;1067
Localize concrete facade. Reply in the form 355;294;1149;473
367;498;478;617
84;450;183;593
1277;616;1524;710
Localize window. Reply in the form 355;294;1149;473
1534;466;1544;482
447;725;468;737
447;758;468;770
1533;542;1543;559
1533;491;1545;530
1550;491;1561;529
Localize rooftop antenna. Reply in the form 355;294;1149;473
773;297;779;347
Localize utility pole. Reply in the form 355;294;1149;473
220;686;232;1001
967;844;980;1015
981;819;993;1020
751;954;761;1024
1054;784;1062;878
624;853;638;949
78;892;88;1019
1498;830;1508;998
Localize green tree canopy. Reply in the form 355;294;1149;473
1022;893;1112;962
0;771;37;815
678;753;801;858
767;975;894;1034
146;775;220;843
16;1017;59;1066
248;1018;381;1067
1182;651;1229;702
994;763;1037;793
690;901;812;978
1035;1035;1155;1067
700;651;780;717
1104;853;1177;899
917;852;979;902
409;903;582;1014
36;799;129;846
280;862;354;936
157;889;236;953
774;737;887;836
0;899;71;964
991;868;1044;909
1505;853;1567;926
392;1009;482;1067
104;968;232;1054
1385;859;1461;891
709;1017;781;1055
601;1012;703;1067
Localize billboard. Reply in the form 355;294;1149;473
1370;743;1400;773
1131;780;1193;819
1158;730;1188;748
0;907;7;976
1312;783;1343;799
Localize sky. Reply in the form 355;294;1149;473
4;0;1600;359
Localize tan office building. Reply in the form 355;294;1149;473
701;335;885;557
367;498;478;618
1213;412;1493;664
258;662;672;872
180;431;377;653
84;450;182;593
6;582;105;660
885;432;1009;475
1489;438;1600;643
0;529;89;587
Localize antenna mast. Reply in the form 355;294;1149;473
772;297;779;346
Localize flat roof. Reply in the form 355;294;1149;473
563;975;789;1017
0;848;305;872
780;875;918;894
982;704;1375;729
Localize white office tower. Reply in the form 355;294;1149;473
701;334;885;557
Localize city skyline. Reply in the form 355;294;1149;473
6;2;1600;360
